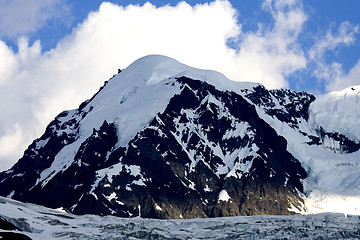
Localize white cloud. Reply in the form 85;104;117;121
327;59;360;92
308;21;359;90
309;21;359;61
0;0;70;38
224;0;307;88
0;0;308;171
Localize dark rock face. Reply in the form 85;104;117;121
23;120;118;209
0;216;19;231
0;76;310;219
0;216;32;240
314;127;360;153
0;110;79;202
0;232;32;240
245;85;315;126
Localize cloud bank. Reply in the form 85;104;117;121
0;0;70;39
0;0;358;171
307;21;359;91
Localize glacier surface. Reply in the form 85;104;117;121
1;196;360;240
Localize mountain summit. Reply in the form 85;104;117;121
1;55;360;218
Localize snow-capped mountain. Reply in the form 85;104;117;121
0;55;359;218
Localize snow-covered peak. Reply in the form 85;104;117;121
123;55;259;90
84;55;259;146
31;55;261;189
309;85;360;142
123;55;184;85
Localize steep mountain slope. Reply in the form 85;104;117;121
245;85;360;215
0;55;359;218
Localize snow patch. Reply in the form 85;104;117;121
7;190;15;198
35;138;49;149
105;192;117;202
154;203;162;211
204;185;212;192
218;190;231;202
54;207;68;213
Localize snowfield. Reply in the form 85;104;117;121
1;196;360;239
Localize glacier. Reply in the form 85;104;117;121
1;196;360;239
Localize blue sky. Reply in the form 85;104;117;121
0;0;359;171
